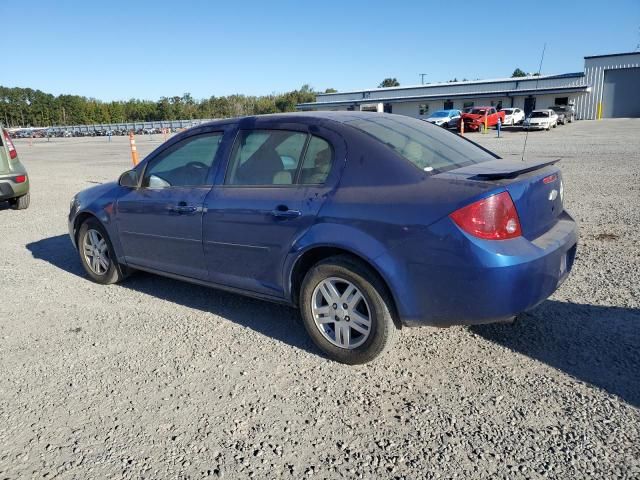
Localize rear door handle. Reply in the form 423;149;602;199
271;207;301;219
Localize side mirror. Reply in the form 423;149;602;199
119;169;139;188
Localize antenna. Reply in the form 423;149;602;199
521;43;546;162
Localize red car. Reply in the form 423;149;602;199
460;106;505;132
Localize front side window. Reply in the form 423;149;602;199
344;115;494;174
142;133;223;188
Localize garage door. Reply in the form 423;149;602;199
602;67;640;118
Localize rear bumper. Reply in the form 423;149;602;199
387;211;578;327
0;175;29;201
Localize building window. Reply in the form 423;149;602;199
383;103;392;113
463;101;474;109
554;97;569;106
443;100;453;110
362;92;371;99
419;104;428;115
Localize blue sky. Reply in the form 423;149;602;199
2;1;639;101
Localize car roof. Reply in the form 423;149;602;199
194;111;427;129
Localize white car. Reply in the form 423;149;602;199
423;109;461;129
501;107;525;125
523;109;558;131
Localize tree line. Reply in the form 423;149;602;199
0;85;319;127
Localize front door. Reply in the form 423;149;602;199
203;127;340;297
116;131;224;280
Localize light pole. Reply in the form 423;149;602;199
419;73;428;85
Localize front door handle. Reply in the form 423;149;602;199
271;207;301;219
170;203;199;214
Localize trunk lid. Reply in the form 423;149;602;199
439;158;565;240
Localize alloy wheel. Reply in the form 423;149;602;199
82;229;110;275
311;277;372;349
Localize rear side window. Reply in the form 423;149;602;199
300;136;332;184
344;115;494;173
226;130;333;186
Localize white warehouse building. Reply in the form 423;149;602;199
297;52;640;120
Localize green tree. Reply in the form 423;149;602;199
378;78;400;88
511;68;527;78
324;88;337;93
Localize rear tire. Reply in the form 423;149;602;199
77;218;127;285
299;255;398;364
9;192;30;210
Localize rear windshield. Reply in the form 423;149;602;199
343;115;495;173
430;111;448;118
470;108;487;115
502;109;514;114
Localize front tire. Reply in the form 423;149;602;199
78;218;126;284
299;255;398;364
9;192;30;210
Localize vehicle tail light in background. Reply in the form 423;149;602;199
3;130;18;159
450;191;522;240
14;175;27;183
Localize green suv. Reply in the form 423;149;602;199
0;127;30;209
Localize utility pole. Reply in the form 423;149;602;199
419;73;428;84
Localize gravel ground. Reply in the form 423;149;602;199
1;120;639;479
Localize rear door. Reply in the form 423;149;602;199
202;122;344;297
116;129;228;279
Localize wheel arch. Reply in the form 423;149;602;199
73;211;101;246
287;244;402;329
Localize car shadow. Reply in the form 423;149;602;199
26;234;317;357
471;301;640;408
27;235;640;400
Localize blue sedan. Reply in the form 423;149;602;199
69;112;577;364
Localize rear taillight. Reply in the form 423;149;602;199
14;175;26;183
3;130;17;159
450;191;522;240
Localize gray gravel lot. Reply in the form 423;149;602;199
1;120;639;479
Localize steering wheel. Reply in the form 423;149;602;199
185;161;208;169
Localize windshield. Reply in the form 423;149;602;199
470;108;487;115
430;111;449;118
343;115;495;174
530;111;549;118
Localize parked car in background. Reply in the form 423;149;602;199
69;112;577;364
0;126;30;209
523;109;559;130
501;108;525;126
550;105;575;125
460;106;505;132
423;109;461;129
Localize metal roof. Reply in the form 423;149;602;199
298;85;590;109
315;72;585;98
584;51;640;59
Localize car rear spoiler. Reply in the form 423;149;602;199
474;159;561;180
449;158;561;181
